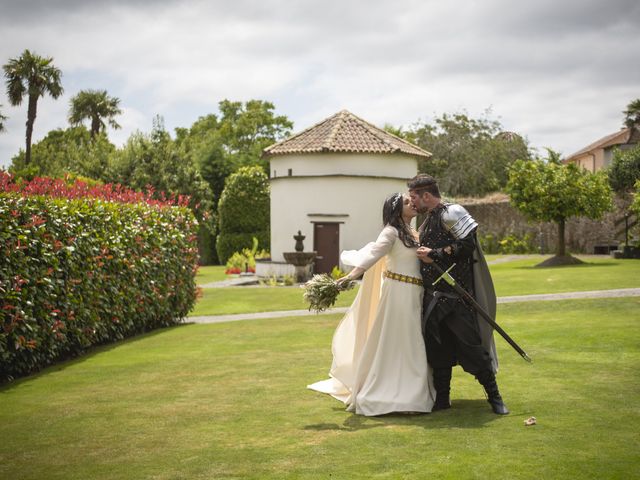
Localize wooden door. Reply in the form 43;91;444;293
313;223;340;274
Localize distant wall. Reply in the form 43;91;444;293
460;194;634;254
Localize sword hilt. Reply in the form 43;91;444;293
432;263;457;287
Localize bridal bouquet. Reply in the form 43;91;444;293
302;274;356;313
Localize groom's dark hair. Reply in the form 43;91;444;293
407;174;440;198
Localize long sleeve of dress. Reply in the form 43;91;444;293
341;226;397;271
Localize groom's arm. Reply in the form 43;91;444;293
420;232;476;264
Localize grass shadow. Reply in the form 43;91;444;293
303;399;509;432
0;322;192;392
510;261;620;271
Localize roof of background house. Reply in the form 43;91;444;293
564;127;633;163
263;110;431;159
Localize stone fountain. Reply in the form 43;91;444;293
283;230;316;282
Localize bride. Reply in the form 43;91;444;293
308;193;435;416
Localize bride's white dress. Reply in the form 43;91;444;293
308;225;436;416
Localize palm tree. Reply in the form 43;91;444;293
3;49;63;165
68;89;122;139
0;105;7;133
623;98;640;129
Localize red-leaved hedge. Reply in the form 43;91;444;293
1;172;199;381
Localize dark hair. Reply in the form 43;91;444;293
407;174;440;198
382;193;418;249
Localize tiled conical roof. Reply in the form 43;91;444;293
263;110;431;159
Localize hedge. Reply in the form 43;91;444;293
0;175;199;381
216;166;270;264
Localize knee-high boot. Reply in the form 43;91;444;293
432;367;452;411
476;370;509;415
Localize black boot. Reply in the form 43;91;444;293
432;367;452;411
476;370;509;415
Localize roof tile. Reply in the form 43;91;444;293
263;110;431;159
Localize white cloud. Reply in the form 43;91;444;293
1;0;639;166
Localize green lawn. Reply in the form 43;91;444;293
195;265;228;285
189;257;639;317
1;297;638;479
490;256;640;297
190;286;359;317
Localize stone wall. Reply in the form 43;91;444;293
460;194;635;254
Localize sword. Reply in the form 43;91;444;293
431;263;532;363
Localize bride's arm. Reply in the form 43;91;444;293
340;226;397;281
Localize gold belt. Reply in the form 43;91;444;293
384;270;423;286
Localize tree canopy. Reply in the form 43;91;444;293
176;99;293;207
608;144;640;193
9;126;115;179
3;49;63;165
109;116;213;220
399;110;531;197
623;98;640;129
68;89;122;138
506;149;612;265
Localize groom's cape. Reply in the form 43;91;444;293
472;241;499;373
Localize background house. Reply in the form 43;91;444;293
261;110;430;275
564;126;639;172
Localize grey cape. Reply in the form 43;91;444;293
436;203;499;373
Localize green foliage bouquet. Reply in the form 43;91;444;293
302;274;355;313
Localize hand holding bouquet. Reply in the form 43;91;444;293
302;274;356;313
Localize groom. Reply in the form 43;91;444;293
408;174;509;415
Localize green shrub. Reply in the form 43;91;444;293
0;193;199;381
498;233;536;254
224;237;269;274
330;266;347;280
217;232;270;269
479;232;537;254
216;166;269;263
479;233;500;254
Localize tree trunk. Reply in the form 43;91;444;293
91;116;100;139
25;95;38;166
557;218;566;257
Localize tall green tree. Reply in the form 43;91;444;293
506;149;613;266
110;116;213;216
401;110;531;197
68;89;122;139
3;49;63;165
623;98;640;129
176;99;293;207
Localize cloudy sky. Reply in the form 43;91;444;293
1;0;639;168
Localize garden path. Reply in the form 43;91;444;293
187;287;640;324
